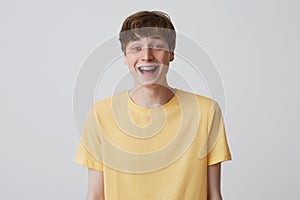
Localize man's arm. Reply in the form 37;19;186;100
207;163;222;200
86;168;105;200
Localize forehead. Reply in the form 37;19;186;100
126;35;167;45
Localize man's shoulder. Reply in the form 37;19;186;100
91;90;127;114
179;89;216;109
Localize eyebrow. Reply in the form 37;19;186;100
131;35;163;42
150;36;163;40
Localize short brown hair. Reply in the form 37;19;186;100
119;11;176;53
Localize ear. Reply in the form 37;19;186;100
169;52;174;62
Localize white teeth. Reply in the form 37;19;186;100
139;66;156;70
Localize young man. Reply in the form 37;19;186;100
76;11;232;200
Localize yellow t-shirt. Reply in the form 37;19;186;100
75;89;232;199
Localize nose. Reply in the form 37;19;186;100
140;47;154;61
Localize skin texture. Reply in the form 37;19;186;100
86;36;223;200
207;163;223;200
86;169;105;200
123;36;176;108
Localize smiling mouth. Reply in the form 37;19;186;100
137;65;159;74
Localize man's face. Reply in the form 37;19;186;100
123;36;174;87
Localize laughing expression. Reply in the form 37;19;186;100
124;36;174;87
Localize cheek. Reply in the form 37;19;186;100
124;57;134;67
127;60;137;71
159;52;172;63
161;56;171;65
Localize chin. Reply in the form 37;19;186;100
137;78;168;90
137;81;158;88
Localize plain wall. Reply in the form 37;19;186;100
1;0;299;199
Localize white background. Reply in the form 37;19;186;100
1;0;299;199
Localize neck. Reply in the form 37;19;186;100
129;84;176;108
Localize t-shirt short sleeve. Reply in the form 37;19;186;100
75;106;104;171
200;101;232;166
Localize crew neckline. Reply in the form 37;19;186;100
125;88;180;112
